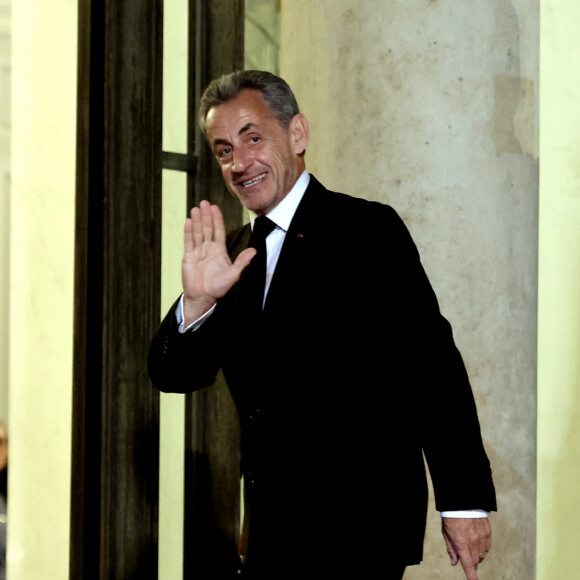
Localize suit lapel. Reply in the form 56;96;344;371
225;176;331;317
262;176;329;316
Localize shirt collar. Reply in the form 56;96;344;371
250;171;310;232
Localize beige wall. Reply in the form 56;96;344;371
8;0;77;577
0;0;10;426
158;2;188;578
537;1;580;578
280;1;538;578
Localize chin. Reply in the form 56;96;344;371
242;194;273;215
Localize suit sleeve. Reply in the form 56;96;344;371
148;226;247;395
147;297;226;394
384;206;497;513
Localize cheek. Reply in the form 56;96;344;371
268;151;290;177
220;165;233;181
263;141;287;165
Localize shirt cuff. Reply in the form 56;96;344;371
176;294;216;333
440;510;489;518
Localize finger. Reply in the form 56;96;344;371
200;200;214;243
476;520;492;563
443;534;459;566
189;206;203;249
460;562;479;580
211;204;227;244
484;521;492;554
464;565;479;580
456;548;479;580
184;217;194;254
231;247;257;277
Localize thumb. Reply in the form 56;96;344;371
231;247;257;276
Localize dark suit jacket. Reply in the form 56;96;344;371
148;175;496;576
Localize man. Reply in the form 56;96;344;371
148;70;496;579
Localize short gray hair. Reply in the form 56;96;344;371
199;70;300;136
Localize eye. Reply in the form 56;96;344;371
217;146;233;160
249;136;261;144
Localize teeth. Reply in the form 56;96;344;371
242;173;266;187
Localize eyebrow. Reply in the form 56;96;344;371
238;122;258;135
212;122;259;149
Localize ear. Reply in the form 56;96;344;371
289;113;310;156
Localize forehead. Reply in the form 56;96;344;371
205;89;280;141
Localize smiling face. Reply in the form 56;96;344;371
205;89;310;216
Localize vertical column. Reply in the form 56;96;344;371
0;0;9;424
280;1;538;578
71;0;163;578
9;0;77;578
537;1;580;578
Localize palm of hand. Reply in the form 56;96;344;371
181;201;256;322
182;243;246;301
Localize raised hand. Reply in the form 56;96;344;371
182;200;256;325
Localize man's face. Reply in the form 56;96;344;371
205;89;309;216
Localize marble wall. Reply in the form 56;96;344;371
280;1;538;578
245;0;280;74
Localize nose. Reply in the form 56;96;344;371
231;146;252;174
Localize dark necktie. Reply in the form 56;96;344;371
243;216;276;314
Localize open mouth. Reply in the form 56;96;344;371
241;172;267;188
